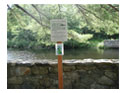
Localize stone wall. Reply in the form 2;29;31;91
104;40;119;48
7;59;119;89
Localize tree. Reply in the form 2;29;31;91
7;4;119;49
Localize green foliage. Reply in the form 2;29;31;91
68;30;93;43
64;30;93;48
8;29;37;49
97;42;104;49
7;4;119;49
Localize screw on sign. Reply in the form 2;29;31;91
50;19;67;89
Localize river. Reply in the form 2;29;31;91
7;48;119;61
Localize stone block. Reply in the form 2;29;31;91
80;75;94;85
48;74;58;80
63;72;71;79
77;70;87;76
39;77;52;88
63;65;75;72
63;72;79;80
16;67;31;76
31;66;40;75
39;67;48;74
49;66;58;73
95;63;114;70
72;82;89;89
63;79;72;89
104;40;119;48
71;72;79;80
90;82;110;89
105;71;118;80
76;63;96;70
7;66;16;77
21;81;36;89
24;76;41;87
87;69;104;81
98;76;115;85
7;84;21;89
8;76;23;85
32;66;48;75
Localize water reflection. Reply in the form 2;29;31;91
7;48;119;61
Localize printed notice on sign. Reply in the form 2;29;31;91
50;19;67;42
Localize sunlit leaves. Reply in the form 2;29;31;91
68;30;93;43
7;4;119;49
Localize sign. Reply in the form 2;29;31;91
50;19;67;89
55;43;64;55
50;19;67;42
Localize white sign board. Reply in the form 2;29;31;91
55;43;64;55
50;19;67;42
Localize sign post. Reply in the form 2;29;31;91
57;41;63;89
50;19;67;89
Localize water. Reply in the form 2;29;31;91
7;48;119;61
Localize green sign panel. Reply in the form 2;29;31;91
56;43;64;55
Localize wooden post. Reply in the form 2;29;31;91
57;42;63;89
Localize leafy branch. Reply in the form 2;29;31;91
15;4;50;28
